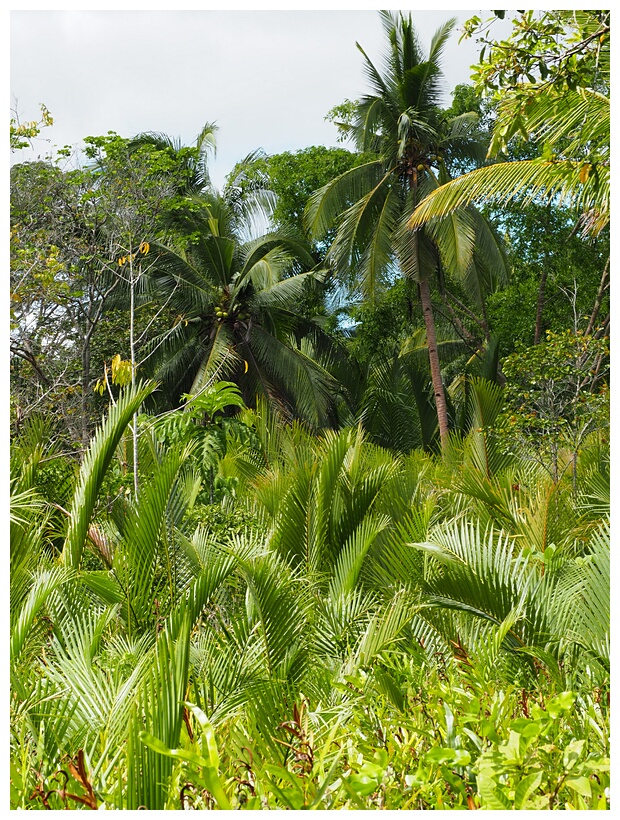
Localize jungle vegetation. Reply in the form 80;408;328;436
10;10;609;810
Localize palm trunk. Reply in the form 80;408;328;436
409;170;449;450
419;276;449;448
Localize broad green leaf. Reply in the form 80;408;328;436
514;770;543;809
565;776;592;798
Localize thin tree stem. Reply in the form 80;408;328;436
585;256;610;337
130;254;139;498
419;276;450;448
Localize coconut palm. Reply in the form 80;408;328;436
306;12;507;447
128;121;218;197
144;190;344;428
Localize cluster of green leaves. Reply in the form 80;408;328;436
463;10;609;95
412;10;610;238
485;202;608;352
496;329;609;480
10;130;204;443
10;103;54;151
226;146;364;240
133;676;609;810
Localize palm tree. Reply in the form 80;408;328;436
128;121;218;197
306;12;507;448
144;190;342;428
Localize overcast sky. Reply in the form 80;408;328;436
10;7;512;189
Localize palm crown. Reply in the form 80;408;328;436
146;191;342;428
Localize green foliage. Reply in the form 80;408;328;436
412;12;610;237
10;103;54;151
324;98;358;143
497;330;609;481
10;374;609;809
463;10;609;97
9;10;611;811
484;202;608;353
10;129;203;443
226;146;364;240
346;278;416;363
150;381;257;505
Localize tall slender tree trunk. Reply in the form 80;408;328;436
80;306;99;449
129;256;139;498
534;207;553;345
409;170;449;450
81;341;91;448
419;276;450;448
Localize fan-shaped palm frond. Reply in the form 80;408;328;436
551;519;609;669
413;521;548;650
11;567;74;666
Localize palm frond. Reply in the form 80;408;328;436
304;160;386;241
490;87;609;158
410;159;609;236
330;180;402;296
329;514;390;600
551;519;609;668
11;567;73;665
126;616;191;809
115;442;195;627
61;381;157;569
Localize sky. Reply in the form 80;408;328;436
10;6;513;189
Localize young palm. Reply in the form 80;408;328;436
306;12;506;447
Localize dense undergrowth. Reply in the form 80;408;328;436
10;379;609;809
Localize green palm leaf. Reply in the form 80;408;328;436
126;615;191;810
329;514;390;600
304;160;386;241
61;381;156;569
115;442;195;627
11;567;73;665
410;158;609;235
